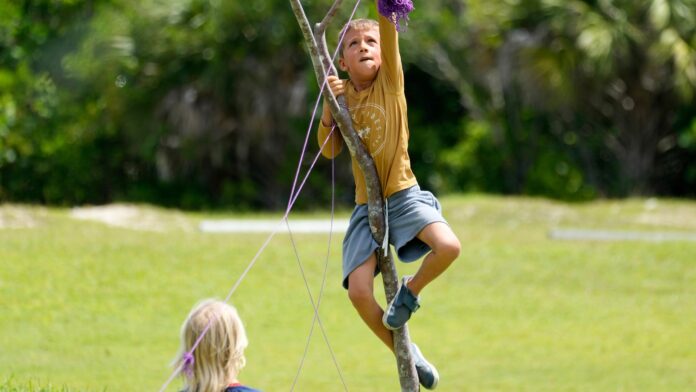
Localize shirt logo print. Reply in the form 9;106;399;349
350;103;387;157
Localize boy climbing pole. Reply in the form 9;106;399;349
317;1;461;389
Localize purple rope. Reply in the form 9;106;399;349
291;124;342;391
181;316;216;380
288;126;336;209
286;0;363;216
159;2;362;390
181;352;195;378
174;128;334;392
378;0;414;31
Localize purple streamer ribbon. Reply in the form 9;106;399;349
182;351;195;378
378;0;414;31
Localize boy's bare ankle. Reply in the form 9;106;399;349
404;276;421;296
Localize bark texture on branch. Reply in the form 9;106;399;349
288;1;419;390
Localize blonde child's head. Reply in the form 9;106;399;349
337;18;382;87
178;299;248;392
339;18;379;59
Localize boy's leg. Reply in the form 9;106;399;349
347;253;394;352
407;222;460;296
354;249;441;390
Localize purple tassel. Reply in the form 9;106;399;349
378;0;415;31
182;352;195;378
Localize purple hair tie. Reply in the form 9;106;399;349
182;352;195;378
378;0;414;31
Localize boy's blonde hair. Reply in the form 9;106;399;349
178;299;248;392
339;18;379;59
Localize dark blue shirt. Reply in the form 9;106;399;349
225;385;261;392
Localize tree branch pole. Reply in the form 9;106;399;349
288;1;419;390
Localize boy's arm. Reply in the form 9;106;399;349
317;75;345;158
317;117;344;158
377;1;403;91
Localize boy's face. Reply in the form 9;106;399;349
339;27;381;84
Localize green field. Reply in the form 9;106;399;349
1;196;695;391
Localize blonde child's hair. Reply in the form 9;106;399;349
178;299;249;392
339;18;379;58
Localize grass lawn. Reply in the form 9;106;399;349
1;196;695;391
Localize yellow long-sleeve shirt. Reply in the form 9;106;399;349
317;15;417;205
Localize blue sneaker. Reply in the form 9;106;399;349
411;343;439;390
382;276;420;330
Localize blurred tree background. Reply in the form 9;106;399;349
1;0;695;209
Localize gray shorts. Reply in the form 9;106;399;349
342;185;447;289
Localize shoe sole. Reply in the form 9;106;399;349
412;343;439;390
